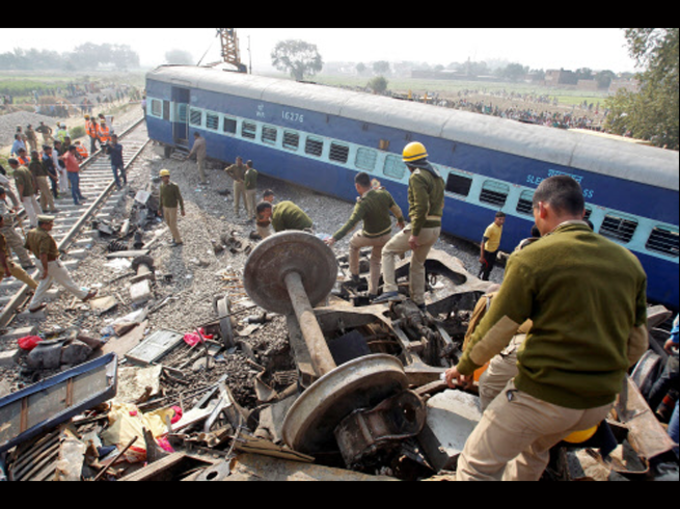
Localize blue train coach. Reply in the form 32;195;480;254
145;65;679;310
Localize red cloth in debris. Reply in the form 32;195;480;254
17;336;42;351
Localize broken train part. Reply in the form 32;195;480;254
244;231;424;462
0;354;118;455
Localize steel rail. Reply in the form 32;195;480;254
0;117;147;328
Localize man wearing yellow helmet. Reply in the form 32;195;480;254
374;142;444;309
158;169;185;247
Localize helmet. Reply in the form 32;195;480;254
402;142;428;163
159;169;170;177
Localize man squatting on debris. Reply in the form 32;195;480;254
445;175;649;481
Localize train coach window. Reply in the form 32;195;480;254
189;108;202;127
383;155;406;180
242;121;257;139
223;117;237;134
206;113;219;130
262;126;278;145
646;226;679;257
446;171;473;197
305;136;324;157
151;99;162;117
283;131;299;151
355;148;377;172
480;180;509;207
516;189;534;215
330;142;349;164
599;212;638;243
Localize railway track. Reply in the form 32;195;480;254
0;118;149;328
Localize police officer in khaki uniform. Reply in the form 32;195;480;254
326;172;405;298
224;157;247;217
374;142;445;309
158;169;185;246
0;215;37;291
0;186;34;269
25;215;97;313
244;160;258;221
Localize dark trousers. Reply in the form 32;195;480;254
478;249;498;281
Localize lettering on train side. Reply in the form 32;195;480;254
282;110;304;123
527;171;594;199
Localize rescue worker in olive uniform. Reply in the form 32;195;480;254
244;160;258;221
256;200;312;235
374;142;445;309
326;172;405;298
25;215;97;313
0;214;37;291
158;169;185;246
225;157;247;217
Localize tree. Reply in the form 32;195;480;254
604;28;678;150
367;76;388;94
271;40;323;81
499;63;528;82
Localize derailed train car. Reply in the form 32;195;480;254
144;65;679;310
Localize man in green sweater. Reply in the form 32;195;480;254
158;169;185;247
374;142;444;308
445;175;648;481
326;172;404;298
256;200;312;234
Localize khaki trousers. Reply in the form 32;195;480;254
0;261;37;290
197;154;207;184
233;181;246;216
349;231;391;296
29;259;89;310
245;189;257;220
36;176;55;211
164;207;182;243
456;379;613;481
478;333;525;412
381;226;440;305
22;195;42;228
1;225;33;267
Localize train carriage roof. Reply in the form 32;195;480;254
148;65;679;192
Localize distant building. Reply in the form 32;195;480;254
608;78;640;95
544;69;578;86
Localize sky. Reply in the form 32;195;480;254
0;28;639;74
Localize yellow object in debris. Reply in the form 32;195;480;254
563;425;598;444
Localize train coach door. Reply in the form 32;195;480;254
172;87;190;148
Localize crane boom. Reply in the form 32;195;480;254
216;28;248;73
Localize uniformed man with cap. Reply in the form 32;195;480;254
25;214;97;313
0;185;34;269
374;142;445;309
158;169;185;246
0;214;37;291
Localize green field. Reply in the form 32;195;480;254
314;74;609;109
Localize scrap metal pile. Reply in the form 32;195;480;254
0;231;677;481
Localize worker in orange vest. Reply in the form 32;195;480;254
74;141;89;160
97;120;111;148
86;116;98;154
